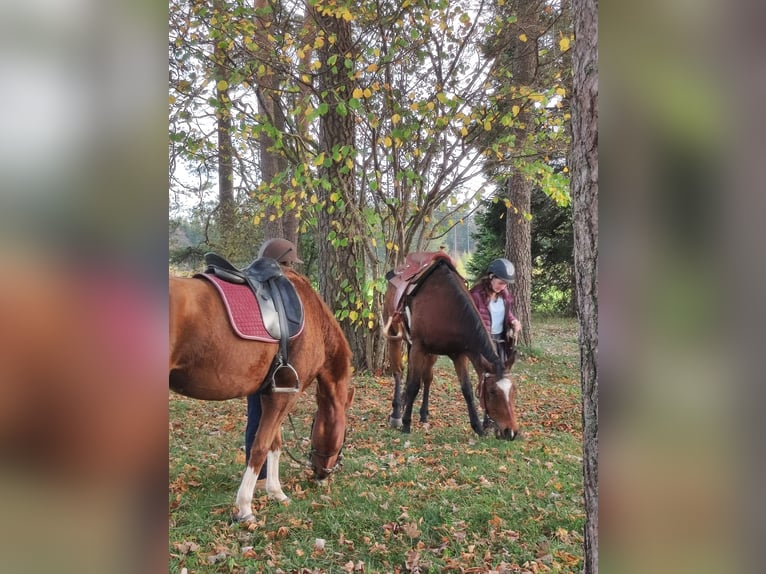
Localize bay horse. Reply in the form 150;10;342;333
383;253;519;440
169;266;354;521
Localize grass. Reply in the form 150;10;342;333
169;316;584;573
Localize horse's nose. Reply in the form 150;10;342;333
497;427;519;441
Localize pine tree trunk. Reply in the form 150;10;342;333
570;0;598;570
506;171;533;347
309;7;368;370
505;0;539;348
213;0;236;255
254;0;296;244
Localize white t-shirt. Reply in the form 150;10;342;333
488;297;505;335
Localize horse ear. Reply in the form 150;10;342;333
346;386;355;405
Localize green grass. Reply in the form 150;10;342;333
170;317;584;573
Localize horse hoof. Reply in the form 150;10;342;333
270;493;290;504
237;513;255;523
389;417;403;428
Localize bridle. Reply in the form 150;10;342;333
309;415;348;476
282;414;347;476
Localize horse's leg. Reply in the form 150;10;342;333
400;346;425;433
261;430;288;502
388;336;404;428
419;353;437;423
453;355;484;436
235;394;293;520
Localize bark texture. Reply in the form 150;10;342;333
570;0;598;571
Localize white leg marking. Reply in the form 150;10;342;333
235;466;258;519
264;449;289;502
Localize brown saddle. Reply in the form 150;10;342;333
386;251;458;318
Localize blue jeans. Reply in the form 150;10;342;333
245;392;267;479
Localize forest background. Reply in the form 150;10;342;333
169;0;576;373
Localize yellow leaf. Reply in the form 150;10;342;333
363;88;372;98
345;158;354;170
519;34;527;42
556;87;567;97
391;114;401;125
386;241;393;250
310;194;318;204
313;152;325;166
460;126;468;136
366;63;378;73
371;238;377;247
559;37;570;51
483;120;492;131
353;87;364;98
512;105;520;117
341;10;352;22
314;36;325;49
410;102;419;111
349;310;358;321
367;320;374;329
216;80;228;91
383;136;392;147
169;95;176;105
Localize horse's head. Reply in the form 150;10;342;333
310;386;355;480
479;371;520;440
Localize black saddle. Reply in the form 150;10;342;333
204;252;304;392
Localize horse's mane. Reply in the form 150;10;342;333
285;269;352;369
435;263;502;372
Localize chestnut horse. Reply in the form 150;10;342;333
383;256;519;440
169;268;354;521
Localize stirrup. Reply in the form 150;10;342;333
271;361;301;393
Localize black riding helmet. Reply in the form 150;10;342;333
487;258;516;284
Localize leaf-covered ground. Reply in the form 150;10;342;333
170;317;584;573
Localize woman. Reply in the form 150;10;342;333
469;258;521;366
245;238;303;483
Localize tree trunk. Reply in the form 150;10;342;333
254;0;296;244
505;0;539;348
506;172;533;347
570;0;598;571
213;0;236;255
309;7;368;370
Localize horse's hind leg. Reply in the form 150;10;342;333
401;346;425;433
419;354;437;423
388;336;405;428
